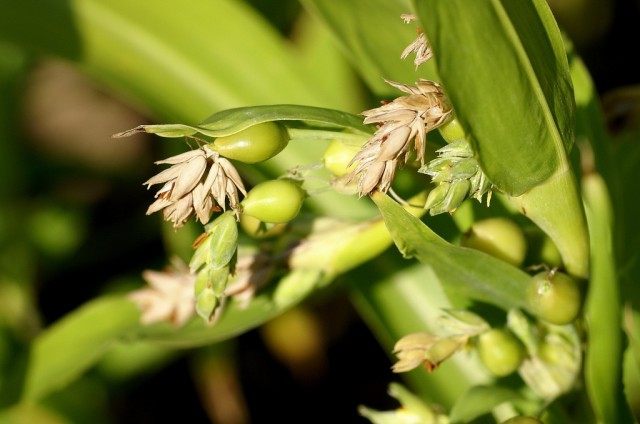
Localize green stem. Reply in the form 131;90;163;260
509;166;589;278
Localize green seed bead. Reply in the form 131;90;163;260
212;122;289;164
477;328;525;377
540;236;563;267
439;118;466;142
322;140;361;177
461;218;527;267
527;271;581;325
241;179;305;224
240;214;287;239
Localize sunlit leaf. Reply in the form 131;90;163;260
301;0;439;95
22;297;140;402
116;105;373;139
415;0;574;195
583;172;627;423
372;192;531;312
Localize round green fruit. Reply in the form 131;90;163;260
527;271;581;325
439;118;466;142
477;329;525;377
212;122;289;164
240;214;286;239
322;140;361;177
461;218;527;266
241;179;305;224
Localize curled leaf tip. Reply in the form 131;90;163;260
112;125;147;138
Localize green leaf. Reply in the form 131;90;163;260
415;0;575;195
114;105;373;143
449;385;520;423
372;192;531;312
22;297;140;402
0;0;373;220
301;0;440;95
201;105;372;135
118;105;373;140
0;0;351;118
583;172;626;424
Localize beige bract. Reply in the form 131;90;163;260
224;252;273;308
144;146;246;227
128;262;196;327
349;79;451;196
400;14;433;68
392;332;467;373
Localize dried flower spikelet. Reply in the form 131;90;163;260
144;146;247;227
400;14;433;68
224;252;274;308
128;260;196;327
392;332;468;373
348;79;451;196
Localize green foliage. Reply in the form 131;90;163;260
583;173;627;423
372;193;531;313
23;297;140;402
415;0;574;194
0;0;636;421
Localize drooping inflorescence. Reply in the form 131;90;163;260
347;79;451;196
144;146;246;227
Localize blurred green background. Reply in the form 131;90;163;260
0;0;639;422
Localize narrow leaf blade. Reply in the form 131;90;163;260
372;193;531;312
23;297;140;401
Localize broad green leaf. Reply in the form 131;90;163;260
449;385;520;423
372;193;532;312
97;341;176;382
22;297;140;402
0;0;346;118
116;105;373;139
301;0;439;95
583;172;626;424
415;0;575;195
295;12;365;113
0;0;373;220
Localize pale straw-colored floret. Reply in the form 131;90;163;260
392;331;468;373
400;14;433;68
224;252;273;308
400;13;417;24
348;79;451;196
128;260;196;327
144;146;246;227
